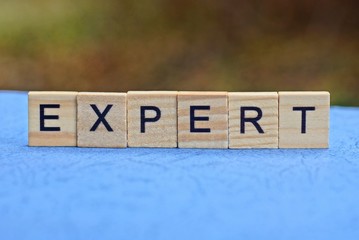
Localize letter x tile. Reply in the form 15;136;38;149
77;92;127;148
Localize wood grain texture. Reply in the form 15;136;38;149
28;91;77;146
127;91;177;148
77;92;127;148
178;92;228;149
279;91;330;148
229;92;278;148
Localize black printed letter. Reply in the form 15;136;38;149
90;104;113;132
190;106;211;133
40;104;61;131
293;107;316;134
240;107;264;134
140;106;161;133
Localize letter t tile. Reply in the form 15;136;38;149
279;91;330;148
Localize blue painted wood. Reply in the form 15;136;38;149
0;92;358;240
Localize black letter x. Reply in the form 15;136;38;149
90;104;113;132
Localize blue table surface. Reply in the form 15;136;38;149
0;91;358;240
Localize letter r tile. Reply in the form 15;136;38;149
28;91;78;146
178;92;228;149
229;92;278;149
77;92;127;148
279;91;330;148
127;91;177;148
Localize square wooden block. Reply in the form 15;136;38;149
178;92;228;148
279;91;330;148
127;91;177;148
77;92;127;148
28;91;78;146
229;92;278;148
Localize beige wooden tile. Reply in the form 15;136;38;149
279;91;330;148
127;91;177;148
178;92;228;148
28;91;77;146
229;92;278;148
77;92;127;148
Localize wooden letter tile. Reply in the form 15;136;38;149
279;91;330;148
178;92;228;148
77;92;127;148
127;91;177;148
229;92;278;148
28;91;77;146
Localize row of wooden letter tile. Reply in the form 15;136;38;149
28;91;330;149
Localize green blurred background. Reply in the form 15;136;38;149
0;0;358;105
